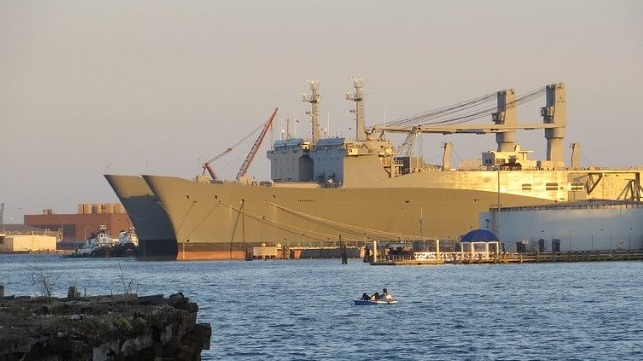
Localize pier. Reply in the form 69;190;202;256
372;250;643;266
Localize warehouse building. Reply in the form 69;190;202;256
0;234;57;253
480;200;643;253
24;203;132;244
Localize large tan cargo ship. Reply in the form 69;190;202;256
107;80;643;260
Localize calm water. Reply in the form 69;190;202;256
0;255;641;360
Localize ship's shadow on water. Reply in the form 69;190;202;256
1;255;642;360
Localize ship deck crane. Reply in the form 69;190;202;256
370;84;567;165
202;148;233;180
396;127;420;157
236;108;278;180
202;108;278;181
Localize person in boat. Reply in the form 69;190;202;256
371;292;381;301
361;293;370;301
382;288;394;302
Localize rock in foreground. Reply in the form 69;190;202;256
0;292;211;361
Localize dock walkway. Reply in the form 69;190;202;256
372;250;643;266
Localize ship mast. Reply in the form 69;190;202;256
303;80;321;144
346;78;367;141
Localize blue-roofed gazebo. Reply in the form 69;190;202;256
461;229;499;243
459;229;501;261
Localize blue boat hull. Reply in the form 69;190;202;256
353;300;398;305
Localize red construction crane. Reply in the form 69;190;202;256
236;107;278;180
202;148;233;180
201;108;278;181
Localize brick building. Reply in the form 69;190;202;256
24;203;133;243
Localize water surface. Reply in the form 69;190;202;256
1;255;641;360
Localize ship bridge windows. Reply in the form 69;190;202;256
521;183;532;191
546;182;559;191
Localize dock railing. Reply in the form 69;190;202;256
375;250;643;265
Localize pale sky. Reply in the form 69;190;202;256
1;0;642;223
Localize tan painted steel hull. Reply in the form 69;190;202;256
141;174;552;256
104;175;177;260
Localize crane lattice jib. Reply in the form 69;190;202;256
236;108;278;180
202;112;270;180
202;147;232;180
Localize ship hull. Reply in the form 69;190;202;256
106;167;642;261
142;174;557;260
104;175;178;260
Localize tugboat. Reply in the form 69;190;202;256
112;228;140;257
75;225;115;257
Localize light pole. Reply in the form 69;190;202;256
497;167;501;243
419;208;424;241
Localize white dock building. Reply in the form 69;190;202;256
480;201;643;253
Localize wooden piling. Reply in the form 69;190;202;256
340;236;347;264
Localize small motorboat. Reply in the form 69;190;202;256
353;299;398;305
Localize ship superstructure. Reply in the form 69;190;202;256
107;80;643;260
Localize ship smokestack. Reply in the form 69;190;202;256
492;89;517;152
346;78;367;141
303;80;321;144
541;83;567;167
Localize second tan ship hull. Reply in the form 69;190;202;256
104;175;178;260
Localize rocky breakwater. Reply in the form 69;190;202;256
0;291;211;361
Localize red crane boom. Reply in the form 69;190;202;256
236;107;278;180
201;147;232;180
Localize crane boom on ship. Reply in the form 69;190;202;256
369;86;555;136
236;108;278;180
202;149;232;180
202;108;278;181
